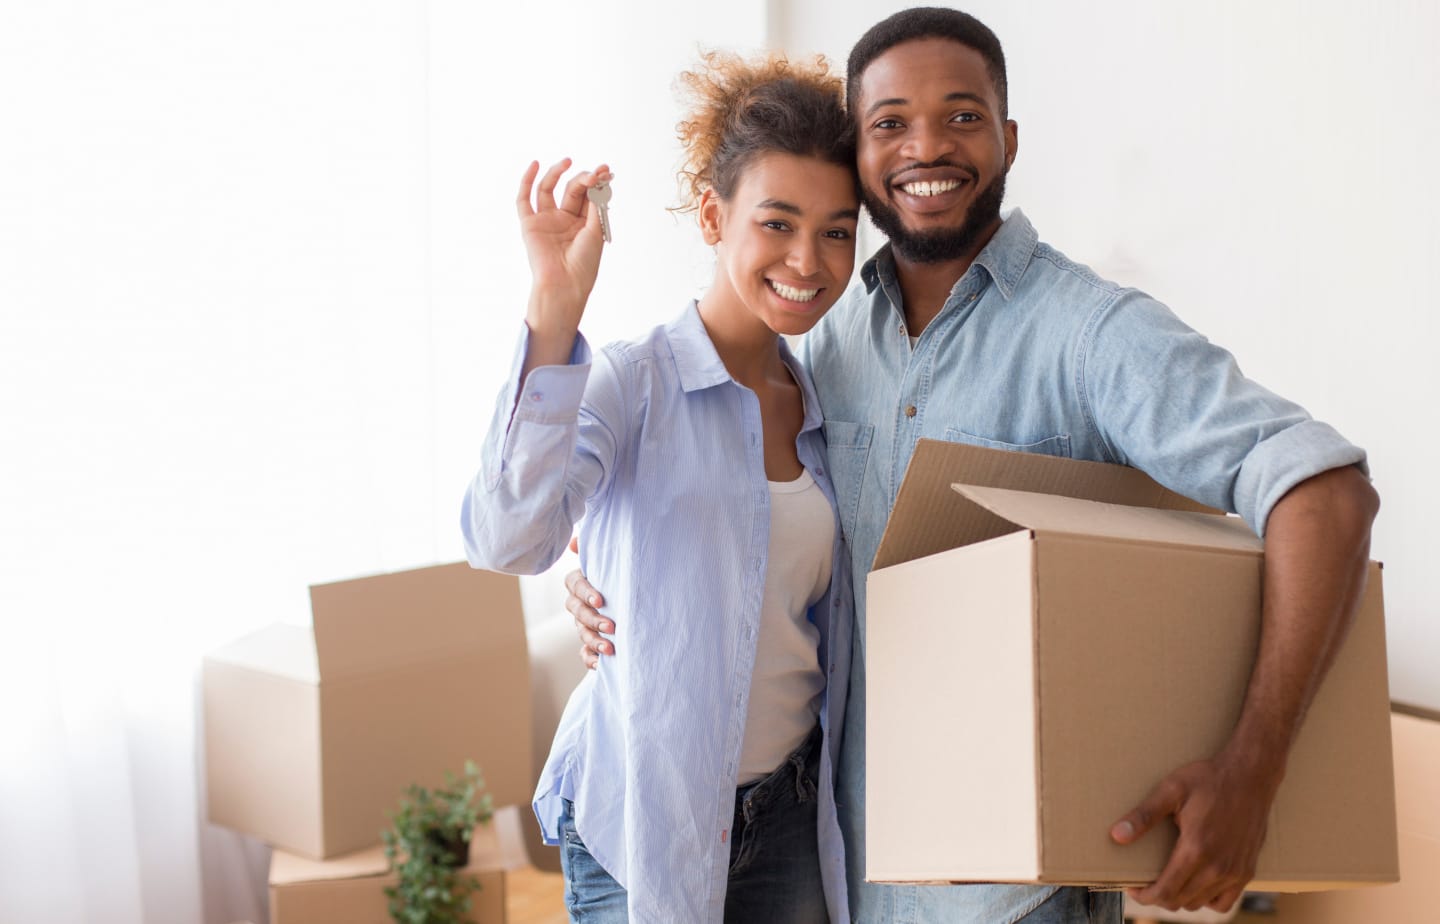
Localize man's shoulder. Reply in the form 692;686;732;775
1015;237;1135;312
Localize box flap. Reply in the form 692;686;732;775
873;440;1219;570
953;485;1263;555
310;562;520;678
268;804;529;886
203;623;319;684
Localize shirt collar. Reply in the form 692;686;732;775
663;302;823;434
859;208;1040;302
665;301;733;393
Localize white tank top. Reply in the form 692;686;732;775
737;468;835;784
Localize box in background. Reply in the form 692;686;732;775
1274;704;1439;922
204;561;531;859
865;440;1397;891
268;804;529;924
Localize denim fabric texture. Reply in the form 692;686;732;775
464;303;852;924
801;209;1366;924
558;726;829;924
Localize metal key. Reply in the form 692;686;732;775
587;179;612;243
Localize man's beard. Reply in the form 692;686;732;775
862;169;1006;265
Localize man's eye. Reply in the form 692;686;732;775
952;112;980;123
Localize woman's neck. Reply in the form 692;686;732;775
696;291;786;390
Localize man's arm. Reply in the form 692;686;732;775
1110;463;1379;913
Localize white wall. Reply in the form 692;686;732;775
0;3;766;921
776;0;1440;711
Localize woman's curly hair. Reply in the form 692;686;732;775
673;50;856;213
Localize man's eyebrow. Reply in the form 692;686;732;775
864;90;991;119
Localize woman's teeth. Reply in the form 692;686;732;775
900;179;962;197
770;281;820;302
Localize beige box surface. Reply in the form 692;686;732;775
866;440;1397;890
1274;705;1440;922
268;804;529;924
204;561;531;859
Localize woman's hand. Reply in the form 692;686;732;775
517;159;611;369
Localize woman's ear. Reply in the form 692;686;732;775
698;189;723;246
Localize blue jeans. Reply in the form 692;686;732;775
1017;887;1122;923
559;725;828;923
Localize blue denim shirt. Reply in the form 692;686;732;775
801;209;1366;924
462;302;853;924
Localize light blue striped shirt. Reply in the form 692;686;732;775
461;302;853;924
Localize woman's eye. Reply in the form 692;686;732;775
763;220;790;232
874;118;902;131
825;229;852;240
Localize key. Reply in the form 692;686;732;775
587;179;612;243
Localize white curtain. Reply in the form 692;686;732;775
0;1;768;921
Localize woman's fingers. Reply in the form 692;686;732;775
515;160;540;217
534;157;571;211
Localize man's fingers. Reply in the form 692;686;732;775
580;645;598;671
568;536;579;554
1111;776;1185;844
1208;885;1244;914
578;622;612;657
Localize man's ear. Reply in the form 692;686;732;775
698;189;724;246
1003;119;1019;173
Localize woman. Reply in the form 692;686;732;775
461;52;857;923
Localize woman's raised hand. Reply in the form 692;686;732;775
518;159;611;348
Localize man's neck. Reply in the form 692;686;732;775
891;217;1002;335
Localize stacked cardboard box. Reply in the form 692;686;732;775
1273;705;1440;921
864;440;1399;890
202;561;531;922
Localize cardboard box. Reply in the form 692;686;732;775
268;804;529;924
865;440;1397;889
1273;705;1440;922
204;562;532;859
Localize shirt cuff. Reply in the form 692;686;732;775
509;324;593;424
1236;419;1369;536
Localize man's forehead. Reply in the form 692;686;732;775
855;37;997;109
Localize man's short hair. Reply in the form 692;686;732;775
847;7;1009;118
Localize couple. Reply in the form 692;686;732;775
464;8;1378;924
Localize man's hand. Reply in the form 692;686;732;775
564;537;613;669
1112;463;1378;913
1109;749;1280;913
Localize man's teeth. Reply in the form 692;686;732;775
901;179;963;197
770;281;820;302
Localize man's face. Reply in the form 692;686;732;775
854;37;1018;264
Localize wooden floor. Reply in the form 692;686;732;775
507;865;569;924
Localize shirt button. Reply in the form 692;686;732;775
530;392;543;402
898;324;906;335
969;294;977;302
904;405;917;418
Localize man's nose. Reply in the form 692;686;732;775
901;119;958;164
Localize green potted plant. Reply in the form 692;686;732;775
382;760;494;924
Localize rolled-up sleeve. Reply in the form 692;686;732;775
461;324;627;574
1079;292;1367;536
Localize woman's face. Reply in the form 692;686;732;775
702;152;860;338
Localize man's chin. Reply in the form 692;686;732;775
863;176;1006;265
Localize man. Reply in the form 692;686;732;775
567;8;1378;922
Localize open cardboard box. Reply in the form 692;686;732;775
865;440;1398;890
204;562;532;859
1273;704;1440;921
268;804;529;924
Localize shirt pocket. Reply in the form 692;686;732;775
943;427;1072;458
822;420;874;542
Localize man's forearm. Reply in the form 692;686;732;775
1221;464;1380;781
